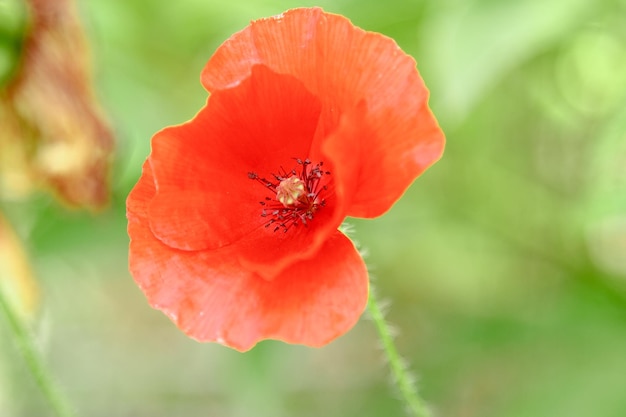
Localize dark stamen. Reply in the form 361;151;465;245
247;159;331;233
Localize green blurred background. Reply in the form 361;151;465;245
2;0;626;416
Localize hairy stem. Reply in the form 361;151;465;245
0;288;75;417
368;287;433;417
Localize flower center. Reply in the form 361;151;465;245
276;176;306;207
248;158;330;232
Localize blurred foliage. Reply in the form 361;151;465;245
1;0;626;416
0;0;114;208
0;0;27;87
0;212;39;322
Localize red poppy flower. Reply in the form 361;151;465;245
127;7;444;351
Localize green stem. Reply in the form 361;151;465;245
368;287;433;417
0;287;76;417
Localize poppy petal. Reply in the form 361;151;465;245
323;99;445;218
200;7;445;218
232;178;344;280
200;8;323;94
147;65;323;251
127;162;368;351
180;231;368;351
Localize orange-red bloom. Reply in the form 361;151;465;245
127;7;444;351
